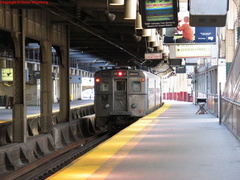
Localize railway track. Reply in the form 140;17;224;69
2;131;111;180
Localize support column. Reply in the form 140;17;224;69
0;59;6;67
59;26;70;122
40;41;53;133
11;10;27;143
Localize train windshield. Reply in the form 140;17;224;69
100;82;109;91
116;80;126;91
132;81;141;92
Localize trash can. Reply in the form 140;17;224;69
0;95;6;106
9;96;13;109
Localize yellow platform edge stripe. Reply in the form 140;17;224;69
47;103;171;180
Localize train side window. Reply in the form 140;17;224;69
116;80;126;91
132;81;141;92
100;82;109;91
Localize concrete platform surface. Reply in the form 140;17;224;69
48;101;240;180
0;100;94;121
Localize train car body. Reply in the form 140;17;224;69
94;66;162;130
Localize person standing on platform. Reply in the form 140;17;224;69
164;27;177;43
176;16;194;43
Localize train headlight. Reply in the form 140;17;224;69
105;104;110;108
131;103;136;108
95;78;101;83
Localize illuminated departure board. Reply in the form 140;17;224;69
140;0;178;28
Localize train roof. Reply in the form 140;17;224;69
94;66;159;78
95;66;153;72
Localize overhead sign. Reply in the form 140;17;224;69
169;59;182;66
144;53;162;59
0;68;29;82
0;68;13;81
195;27;216;43
185;58;198;65
82;77;94;86
140;0;178;28
189;0;228;27
33;71;56;80
70;75;82;84
176;66;186;73
169;44;214;58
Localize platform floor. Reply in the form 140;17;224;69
48;101;240;180
0;100;94;122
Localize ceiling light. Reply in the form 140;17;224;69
182;59;186;66
124;0;137;20
148;29;156;42
153;34;160;47
133;34;142;42
157;40;163;51
105;0;116;22
147;47;154;52
105;10;116;22
109;0;124;5
135;12;143;29
142;29;151;37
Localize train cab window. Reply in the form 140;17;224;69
100;82;109;92
116;80;126;91
132;81;141;92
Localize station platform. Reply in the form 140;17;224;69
48;101;240;180
0;100;94;122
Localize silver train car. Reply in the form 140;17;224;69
94;66;163;130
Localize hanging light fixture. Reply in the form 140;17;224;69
163;46;169;57
157;40;163;51
181;59;186;65
109;0;124;5
148;29;156;42
153;34;160;47
105;0;116;22
135;11;143;29
142;29;151;37
105;10;116;22
124;0;137;20
133;34;142;42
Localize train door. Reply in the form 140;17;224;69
114;79;127;111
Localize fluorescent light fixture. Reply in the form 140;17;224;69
109;0;124;5
142;29;151;37
124;0;137;20
135;12;143;29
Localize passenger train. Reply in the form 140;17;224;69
94;66;163;131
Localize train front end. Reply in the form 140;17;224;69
94;68;148;130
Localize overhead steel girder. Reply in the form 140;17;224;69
36;4;141;60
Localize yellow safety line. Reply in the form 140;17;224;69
70;103;94;109
0;119;11;124
47;103;171;180
87;103;171;179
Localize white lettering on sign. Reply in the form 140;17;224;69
144;53;162;60
169;44;213;58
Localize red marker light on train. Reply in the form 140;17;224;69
117;71;123;77
95;78;101;83
141;78;145;82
